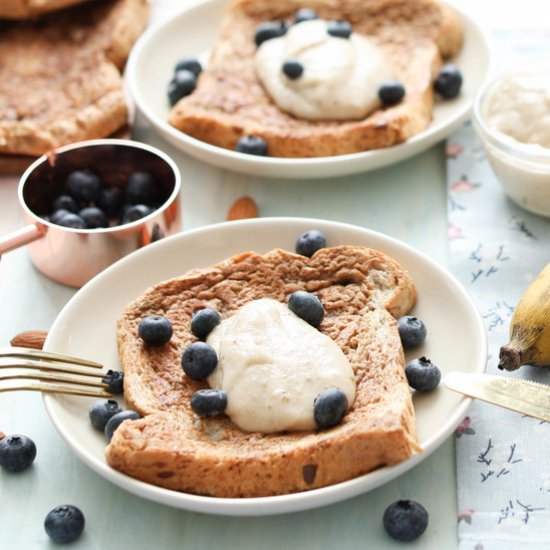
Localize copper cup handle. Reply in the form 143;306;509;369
0;224;47;257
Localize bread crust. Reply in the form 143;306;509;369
0;0;90;19
169;0;463;157
106;245;421;497
0;0;149;156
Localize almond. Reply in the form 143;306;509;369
10;330;48;350
227;196;258;221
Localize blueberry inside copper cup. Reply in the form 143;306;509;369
0;139;181;288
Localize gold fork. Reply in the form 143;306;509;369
0;347;114;398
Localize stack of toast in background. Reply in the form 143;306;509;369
0;0;149;175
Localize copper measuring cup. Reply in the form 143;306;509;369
0;139;181;287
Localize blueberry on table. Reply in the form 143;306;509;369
282;59;304;79
405;356;441;391
52;194;78;213
295;229;327;257
101;369;124;394
104;410;140;443
138;315;173;346
327;20;352;38
236;135;268;156
44;505;85;544
191;308;221;340
434;64;463;99
0;434;37;472
181;342;218;380
79;206;108;229
98;186;124;217
288;290;324;328
254;21;288;47
383;499;429;541
191;389;228;417
121;204;153;225
397;315;427;348
378;80;406;106
294;8;318;23
88;399;123;431
174;56;202;77
66;169;102;203
167;69;197;106
313;388;348;429
126;171;156;206
56;212;87;229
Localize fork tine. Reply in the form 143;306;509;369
0;347;102;368
0;358;106;379
0;370;110;388
0;379;113;398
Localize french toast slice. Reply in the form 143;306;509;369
169;0;464;158
0;0;90;19
0;0;148;157
106;245;421;497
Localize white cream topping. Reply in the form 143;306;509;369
484;69;550;150
254;19;393;121
206;298;356;433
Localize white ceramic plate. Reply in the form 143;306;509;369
43;218;487;516
125;0;491;179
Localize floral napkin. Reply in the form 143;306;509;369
447;29;550;550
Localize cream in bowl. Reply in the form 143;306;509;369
472;57;550;216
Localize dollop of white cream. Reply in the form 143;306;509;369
254;19;393;121
206;298;356;433
484;70;550;149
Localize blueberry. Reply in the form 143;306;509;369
327;20;352;38
295;229;327;257
254;21;288;47
121;204;153;224
378;80;406;106
174;56;202;77
98;187;123;217
126;171;156;206
79;206;108;229
181;342;218;380
295;8;318;23
405;356;441;391
434;64;463;99
191;308;221;340
313;388;348;429
44;505;85;544
288;290;324;328
104;410;140;443
236;135;268;156
191;389;228;417
282;59;304;79
383;499;429;541
167;69;197;106
397;315;427;348
50;208;71;225
52;194;78;213
66;169;102;203
138;315;173;346
56;212;87;229
88;399;123;431
101;369;124;394
0;434;37;472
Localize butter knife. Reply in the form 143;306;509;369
444;372;550;423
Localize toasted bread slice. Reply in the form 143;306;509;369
169;0;463;158
0;0;148;157
106;245;420;497
0;0;90;19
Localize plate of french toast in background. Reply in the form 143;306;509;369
0;0;149;175
126;0;491;178
43;218;487;515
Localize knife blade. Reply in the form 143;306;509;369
444;371;550;422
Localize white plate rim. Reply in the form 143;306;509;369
43;217;487;516
125;0;493;179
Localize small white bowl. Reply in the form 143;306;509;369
472;56;550;217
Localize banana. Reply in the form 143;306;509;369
499;261;550;371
